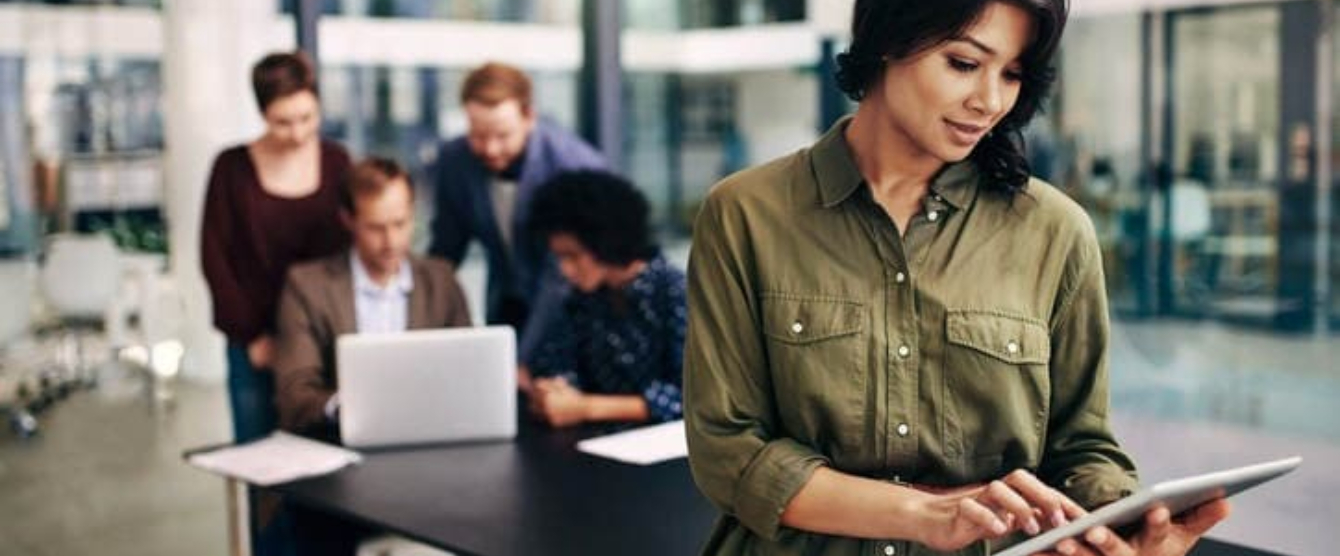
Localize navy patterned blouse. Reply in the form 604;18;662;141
525;254;687;422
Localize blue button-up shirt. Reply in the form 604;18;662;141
525;254;687;422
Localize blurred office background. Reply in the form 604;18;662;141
0;0;1336;555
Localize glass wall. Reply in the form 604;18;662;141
1051;13;1147;314
1054;5;1340;440
284;0;579;25
624;0;679;30
318;63;577;246
624;72;678;229
677;0;805;28
1053;10;1337;552
0;1;159;6
625;0;804;30
622;72;742;233
9;55;165;254
622;68;819;237
1168;7;1281;321
0;56;31;254
1333;0;1340;327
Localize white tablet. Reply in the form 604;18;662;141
994;456;1301;556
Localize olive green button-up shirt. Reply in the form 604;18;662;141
683;118;1139;556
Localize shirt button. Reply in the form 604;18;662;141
896;423;910;436
933;194;943;202
895;271;906;284
1006;340;1020;354
884;545;897;556
897;345;911;358
791;321;804;334
927;211;939;222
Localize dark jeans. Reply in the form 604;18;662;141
226;343;277;442
227;343;295;556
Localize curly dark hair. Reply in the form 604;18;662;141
528;171;658;266
834;0;1068;196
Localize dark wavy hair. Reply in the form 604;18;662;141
528;171;658;266
834;0;1068;195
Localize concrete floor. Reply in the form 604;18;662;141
1106;321;1340;556
0;363;230;556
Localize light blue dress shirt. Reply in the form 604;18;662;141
350;251;413;334
327;252;414;420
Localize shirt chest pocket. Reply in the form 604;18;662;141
946;310;1050;365
760;294;868;453
942;309;1051;470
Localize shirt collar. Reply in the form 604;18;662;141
927;160;978;210
810;116;980;211
583;252;667;299
350;250;413;296
810;117;866;209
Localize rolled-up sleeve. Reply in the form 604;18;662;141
683;190;830;541
642;380;682;423
1039;218;1140;509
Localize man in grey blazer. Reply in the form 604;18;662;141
274;157;471;442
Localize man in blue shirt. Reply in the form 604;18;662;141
429;62;606;361
273;157;473;556
274;157;472;441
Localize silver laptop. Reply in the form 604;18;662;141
336;326;516;449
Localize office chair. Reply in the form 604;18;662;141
135;270;187;404
38;233;122;390
0;257;40;437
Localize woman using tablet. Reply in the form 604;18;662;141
682;1;1230;555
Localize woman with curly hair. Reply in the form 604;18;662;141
522;170;686;428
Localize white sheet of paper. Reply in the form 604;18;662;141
188;432;362;486
576;420;688;466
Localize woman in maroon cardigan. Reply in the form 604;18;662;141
202;50;350;443
200;52;350;555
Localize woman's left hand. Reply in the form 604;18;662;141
528;377;588;428
1034;499;1231;556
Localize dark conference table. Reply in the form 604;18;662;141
267;418;1287;556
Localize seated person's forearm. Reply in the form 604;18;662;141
582;394;650;423
781;467;933;542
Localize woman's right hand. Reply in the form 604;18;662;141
247;335;274;369
914;470;1082;552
